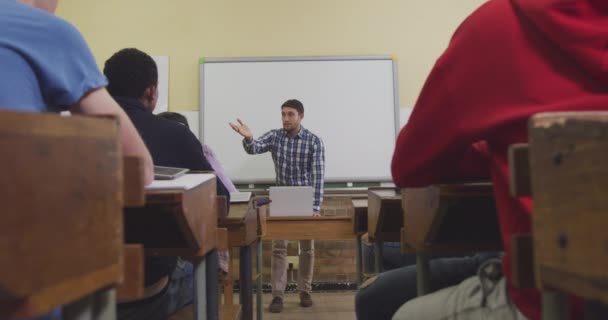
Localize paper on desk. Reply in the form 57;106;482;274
146;173;215;191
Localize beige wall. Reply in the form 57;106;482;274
57;0;486;112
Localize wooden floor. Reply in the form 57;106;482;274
262;291;356;320
170;291;357;320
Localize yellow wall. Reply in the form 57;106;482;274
57;0;486;112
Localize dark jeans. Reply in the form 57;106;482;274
117;258;194;320
362;241;416;272
355;252;500;320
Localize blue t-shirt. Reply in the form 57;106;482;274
0;1;107;112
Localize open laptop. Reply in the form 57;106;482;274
230;191;253;203
269;186;314;217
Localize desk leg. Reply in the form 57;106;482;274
356;234;363;285
374;240;384;274
193;256;208;320
64;287;117;320
206;250;219;320
416;254;430;296
542;291;568;320
256;239;264;320
240;245;253;320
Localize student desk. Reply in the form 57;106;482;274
123;174;219;320
265;216;354;241
400;182;503;295
367;188;403;273
0;111;123;320
351;198;369;285
511;112;608;320
219;199;267;320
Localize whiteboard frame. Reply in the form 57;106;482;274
199;55;400;183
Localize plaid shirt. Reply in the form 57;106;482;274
243;127;325;212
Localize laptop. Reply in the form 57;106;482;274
230;191;253;203
154;166;189;180
269;186;314;217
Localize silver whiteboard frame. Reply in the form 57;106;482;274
198;55;401;183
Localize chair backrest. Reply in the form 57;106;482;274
0;110;123;317
528;111;608;304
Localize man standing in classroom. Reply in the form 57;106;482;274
229;99;325;313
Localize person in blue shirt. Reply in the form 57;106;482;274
230;99;325;313
0;0;153;184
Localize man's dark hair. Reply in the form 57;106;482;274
157;111;190;128
104;48;158;99
281;99;304;114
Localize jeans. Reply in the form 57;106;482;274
117;258;194;320
362;241;416;272
355;252;500;320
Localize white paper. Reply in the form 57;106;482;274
152;55;169;114
146;173;215;191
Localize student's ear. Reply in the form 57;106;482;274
300;112;304;120
145;85;158;103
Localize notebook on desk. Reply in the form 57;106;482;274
230;191;252;203
154;166;189;180
269;186;313;217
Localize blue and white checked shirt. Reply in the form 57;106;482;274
243;127;325;212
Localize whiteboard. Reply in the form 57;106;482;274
200;56;399;183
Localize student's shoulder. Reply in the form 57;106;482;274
10;3;84;44
155;116;194;135
451;0;516;44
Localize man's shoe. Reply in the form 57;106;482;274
268;296;284;313
299;291;314;307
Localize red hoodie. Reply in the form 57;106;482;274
391;0;608;319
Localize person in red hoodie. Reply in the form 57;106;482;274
391;0;608;319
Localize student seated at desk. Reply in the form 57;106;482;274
390;0;608;319
157;111;234;275
357;232;500;320
104;48;230;320
0;0;153;185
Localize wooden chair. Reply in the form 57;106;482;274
219;197;267;320
124;173;219;320
0;111;123;319
400;182;503;295
367;188;402;273
351;198;369;285
510;112;608;320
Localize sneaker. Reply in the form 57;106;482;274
268;296;283;313
299;291;314;307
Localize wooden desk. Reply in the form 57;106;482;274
0;111;122;320
527;112;608;319
220;199;267;320
264;216;354;240
124;175;219;320
367;188;402;273
351;198;368;285
401;182;502;295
